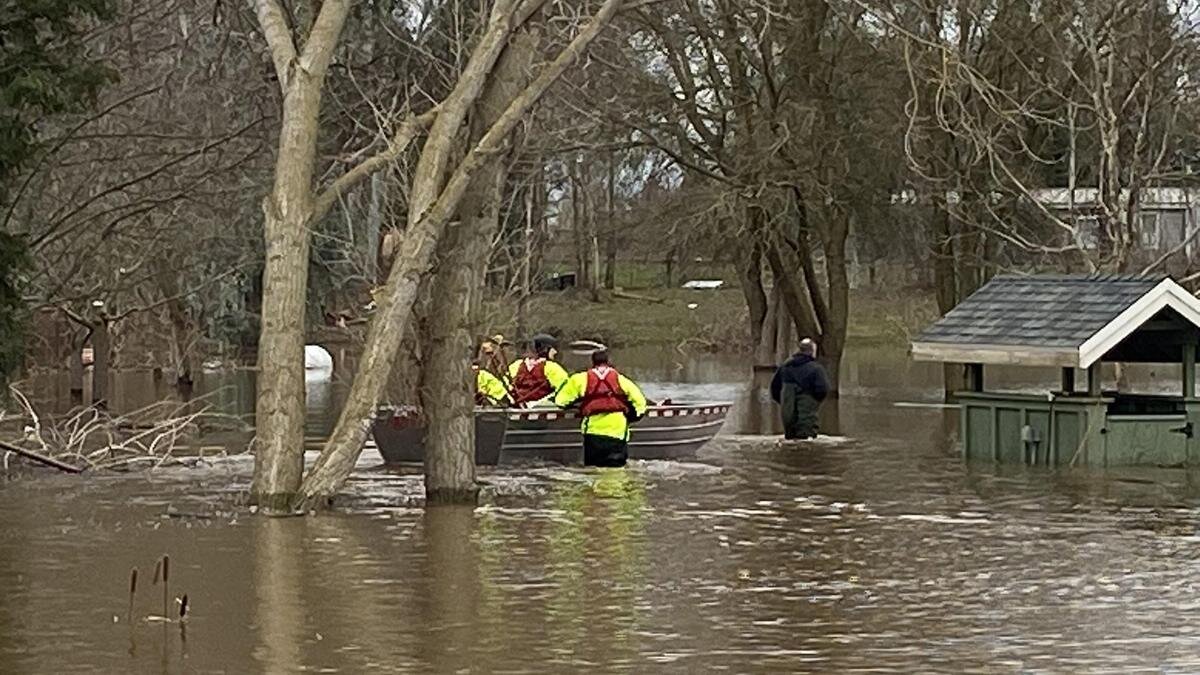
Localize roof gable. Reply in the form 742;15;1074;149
911;275;1200;367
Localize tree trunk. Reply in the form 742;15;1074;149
820;211;851;396
68;329;84;407
252;81;323;510
931;202;960;402
516;183;533;337
366;173;383;284
422;26;538;504
249;0;357;509
91;318;110;408
603;151;617;290
755;285;782;367
296;0;622;505
420;266;478;503
571;164;590;292
738;240;769;358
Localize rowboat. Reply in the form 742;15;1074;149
371;402;733;465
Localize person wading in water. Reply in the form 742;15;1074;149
770;338;831;440
508;334;569;407
555;349;648;467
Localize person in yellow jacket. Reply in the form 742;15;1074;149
508;333;569;407
473;360;513;407
554;349;648;467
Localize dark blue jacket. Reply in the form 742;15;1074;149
770;353;830;403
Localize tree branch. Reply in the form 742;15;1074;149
253;0;298;90
310;107;439;224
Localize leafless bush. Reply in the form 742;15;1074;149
4;386;241;472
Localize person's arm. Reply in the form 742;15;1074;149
546;362;570;393
507;360;520;379
479;371;512;406
554;372;586;408
769;367;784;403
619;375;648;416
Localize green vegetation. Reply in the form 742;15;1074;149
490;286;936;351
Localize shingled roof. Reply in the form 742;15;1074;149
911;275;1200;367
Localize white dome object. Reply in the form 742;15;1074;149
304;345;334;373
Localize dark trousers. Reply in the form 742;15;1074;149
781;385;820;440
583;434;628;467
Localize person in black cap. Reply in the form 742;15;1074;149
770;338;830;439
508;333;569;407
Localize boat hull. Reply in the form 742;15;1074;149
371;409;508;465
372;403;731;465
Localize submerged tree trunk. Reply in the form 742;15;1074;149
252;82;324;509
297;0;623;506
68;328;85;406
422;27;537;504
250;0;353;510
91;318;110;408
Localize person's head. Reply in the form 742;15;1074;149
798;338;816;357
591;349;611;367
532;333;557;359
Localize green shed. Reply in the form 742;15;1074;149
911;275;1200;467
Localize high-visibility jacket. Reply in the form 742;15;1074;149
476;369;512;407
555;367;647;441
508;357;569;405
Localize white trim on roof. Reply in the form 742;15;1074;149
1078;278;1200;368
911;342;1079;367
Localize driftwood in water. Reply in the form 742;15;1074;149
612;290;664;304
0;439;84;473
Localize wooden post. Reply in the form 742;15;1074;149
966;363;984;393
1087;363;1102;397
1185;344;1196;399
1061;367;1076;394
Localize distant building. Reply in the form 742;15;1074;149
1029;187;1199;255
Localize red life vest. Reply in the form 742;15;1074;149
579;366;630;417
512;358;552;404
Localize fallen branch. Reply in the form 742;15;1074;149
0;439;84;473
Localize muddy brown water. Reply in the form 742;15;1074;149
5;348;1200;672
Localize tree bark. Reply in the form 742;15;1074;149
422;27;538;504
931;201;961;402
252;81;324;509
603;151;617;290
251;0;352;510
820;211;851;396
91;318;110;408
68;329;84;407
737;240;769;359
296;0;624;506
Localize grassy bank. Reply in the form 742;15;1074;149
490;286;938;351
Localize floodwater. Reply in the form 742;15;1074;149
6;348;1200;672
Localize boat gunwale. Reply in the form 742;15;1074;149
503;417;728;436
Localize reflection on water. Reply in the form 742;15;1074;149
10;348;1200;670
